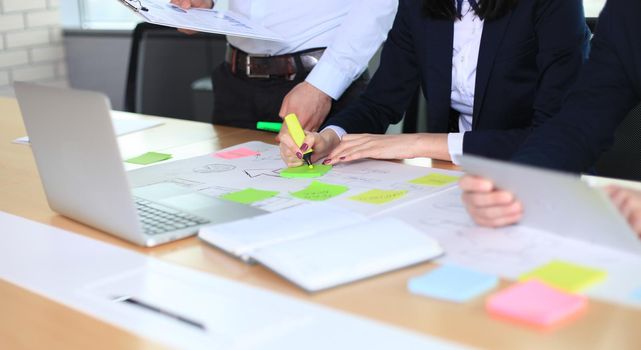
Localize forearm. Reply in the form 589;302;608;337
416;133;451;161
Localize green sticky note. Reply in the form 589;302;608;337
349;189;408;205
409;173;460;187
519;260;607;293
220;188;279;204
280;164;332;178
290;181;349;201
125;152;172;165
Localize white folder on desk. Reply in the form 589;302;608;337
118;0;285;41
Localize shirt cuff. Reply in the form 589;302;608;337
305;60;354;100
448;132;465;165
322;125;347;140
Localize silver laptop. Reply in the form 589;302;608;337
15;82;265;247
459;154;641;256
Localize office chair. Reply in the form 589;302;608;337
594;103;641;181
124;22;227;122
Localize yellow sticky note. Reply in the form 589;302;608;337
409;173;460;187
519;260;607;293
349;189;408;205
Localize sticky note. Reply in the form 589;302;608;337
486;280;587;327
290;181;349;201
220;188;279;204
280;164;332;178
409;173;460;187
215;147;260;159
631;287;641;301
348;189;408;205
519;260;607;293
408;265;499;303
125;152;172;165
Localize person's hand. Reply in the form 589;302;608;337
278;82;332;137
169;0;214;34
279;129;341;168
606;186;641;238
459;175;524;227
323;133;449;165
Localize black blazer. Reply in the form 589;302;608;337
513;0;641;172
324;0;590;160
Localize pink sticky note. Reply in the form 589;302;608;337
214;147;260;159
486;280;587;328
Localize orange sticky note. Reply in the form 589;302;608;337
486;280;587;328
214;147;260;159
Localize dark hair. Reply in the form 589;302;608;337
422;0;518;21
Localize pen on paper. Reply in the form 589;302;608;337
112;295;207;331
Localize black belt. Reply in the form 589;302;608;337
225;45;325;80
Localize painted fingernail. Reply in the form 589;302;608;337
322;159;331;165
300;143;308;152
296;152;303;159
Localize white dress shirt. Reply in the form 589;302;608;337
326;1;484;164
448;1;484;163
225;0;398;100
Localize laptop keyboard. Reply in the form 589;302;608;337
135;198;210;235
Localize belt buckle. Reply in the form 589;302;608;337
246;54;270;79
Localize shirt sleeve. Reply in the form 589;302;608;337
305;0;399;100
322;125;348;140
447;132;465;165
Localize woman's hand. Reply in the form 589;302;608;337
606;186;641;238
279;129;341;168
324;133;449;165
459;175;524;227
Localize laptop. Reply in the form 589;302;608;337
458;154;641;256
15;82;266;247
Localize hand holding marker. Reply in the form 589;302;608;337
284;113;314;168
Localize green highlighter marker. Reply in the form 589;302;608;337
256;121;282;133
284;113;313;168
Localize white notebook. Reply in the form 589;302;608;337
199;204;443;292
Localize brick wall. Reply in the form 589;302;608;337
0;0;68;96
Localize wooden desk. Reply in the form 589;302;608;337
1;97;639;350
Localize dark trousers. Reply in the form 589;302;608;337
211;62;370;129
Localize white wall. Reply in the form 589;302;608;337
0;0;69;96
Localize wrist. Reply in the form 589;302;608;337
319;129;341;155
304;81;332;103
415;133;451;161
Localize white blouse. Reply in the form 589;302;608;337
448;0;485;163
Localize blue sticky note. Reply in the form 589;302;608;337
408;265;499;303
631;287;641;301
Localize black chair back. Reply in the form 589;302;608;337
124;22;226;120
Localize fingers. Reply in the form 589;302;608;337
459;175;495;193
607;186;641;237
172;0;193;9
464;197;524;228
460;175;522;228
326;135;372;165
279;133;303;168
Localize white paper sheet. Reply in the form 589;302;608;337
0;211;469;350
386;187;641;308
128;141;463;215
13;117;164;144
126;0;285;41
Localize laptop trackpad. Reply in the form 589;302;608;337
158;193;214;212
